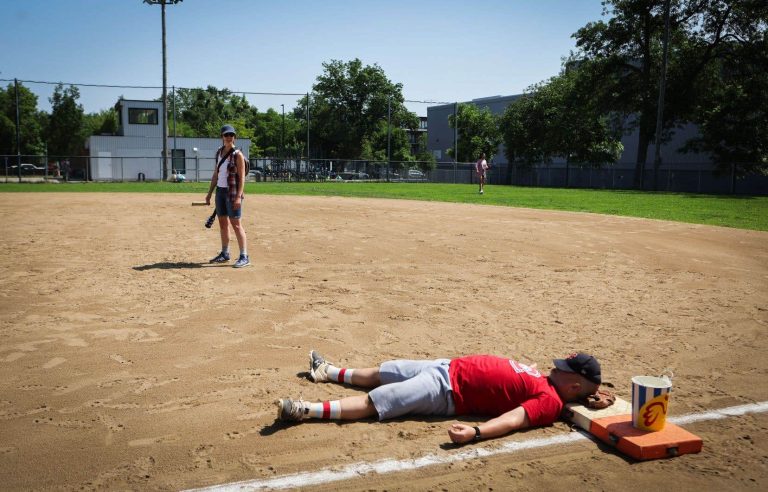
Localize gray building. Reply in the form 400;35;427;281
427;94;713;186
86;99;250;181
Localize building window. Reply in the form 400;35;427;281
128;108;158;125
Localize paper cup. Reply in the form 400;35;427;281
631;375;672;431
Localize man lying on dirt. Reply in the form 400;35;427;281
275;350;601;444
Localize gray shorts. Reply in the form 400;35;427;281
368;359;455;421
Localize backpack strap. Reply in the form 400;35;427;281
215;146;236;170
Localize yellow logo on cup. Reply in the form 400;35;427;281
631;374;672;432
638;393;669;431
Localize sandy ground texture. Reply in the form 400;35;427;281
0;191;767;491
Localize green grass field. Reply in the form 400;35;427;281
2;181;766;231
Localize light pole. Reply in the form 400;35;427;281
387;96;391;181
305;93;310;168
280;104;285;160
14;78;21;182
143;0;182;180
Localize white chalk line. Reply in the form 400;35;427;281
187;401;768;492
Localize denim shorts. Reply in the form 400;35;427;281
215;186;242;219
368;359;455;421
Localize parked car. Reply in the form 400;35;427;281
407;169;425;179
250;167;264;181
8;163;45;174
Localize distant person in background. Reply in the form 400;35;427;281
204;124;250;268
61;159;70;182
475;153;488;194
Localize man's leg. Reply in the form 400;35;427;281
276;394;377;422
278;357;452;423
309;350;381;387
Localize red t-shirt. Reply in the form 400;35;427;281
449;355;563;427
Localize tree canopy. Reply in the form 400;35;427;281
572;0;768;180
0;82;46;156
500;68;624;168
305;58;418;160
47;84;85;157
447;103;502;163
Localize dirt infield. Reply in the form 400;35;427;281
1;192;766;491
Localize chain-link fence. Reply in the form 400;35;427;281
2;154;765;195
504;162;767;195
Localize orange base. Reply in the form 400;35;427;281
590;414;703;460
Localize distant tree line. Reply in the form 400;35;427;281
468;0;767;183
2;1;765;185
0;58;435;172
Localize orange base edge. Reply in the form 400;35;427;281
589;414;703;460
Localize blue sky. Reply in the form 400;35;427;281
1;0;607;116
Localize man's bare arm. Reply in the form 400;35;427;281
447;406;530;444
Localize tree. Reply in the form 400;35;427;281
447;103;502;163
0;82;46;156
83;108;118;136
500;69;624;175
681;1;768;174
573;0;768;186
683;44;768;174
48;84;85;156
415;134;437;172
169;86;258;139
306;58;417;160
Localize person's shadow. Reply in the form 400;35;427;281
133;262;218;271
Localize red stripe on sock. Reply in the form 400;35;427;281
338;368;346;383
322;400;331;419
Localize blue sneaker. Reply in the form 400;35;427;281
233;254;250;268
209;252;230;263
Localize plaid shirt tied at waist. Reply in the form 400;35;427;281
217;148;243;203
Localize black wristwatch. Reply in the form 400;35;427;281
473;426;482;441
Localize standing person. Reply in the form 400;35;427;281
61;159;70;182
475;152;488;194
204;124;250;268
276;350;602;444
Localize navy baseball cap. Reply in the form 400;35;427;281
553;353;601;384
220;124;236;135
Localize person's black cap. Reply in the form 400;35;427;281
553;353;601;384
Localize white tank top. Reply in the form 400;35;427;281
216;150;240;188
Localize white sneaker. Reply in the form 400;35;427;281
275;398;307;421
480;190;484;194
309;350;331;382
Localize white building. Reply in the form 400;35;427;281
85;99;250;181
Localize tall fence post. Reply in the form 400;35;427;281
453;102;458;184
